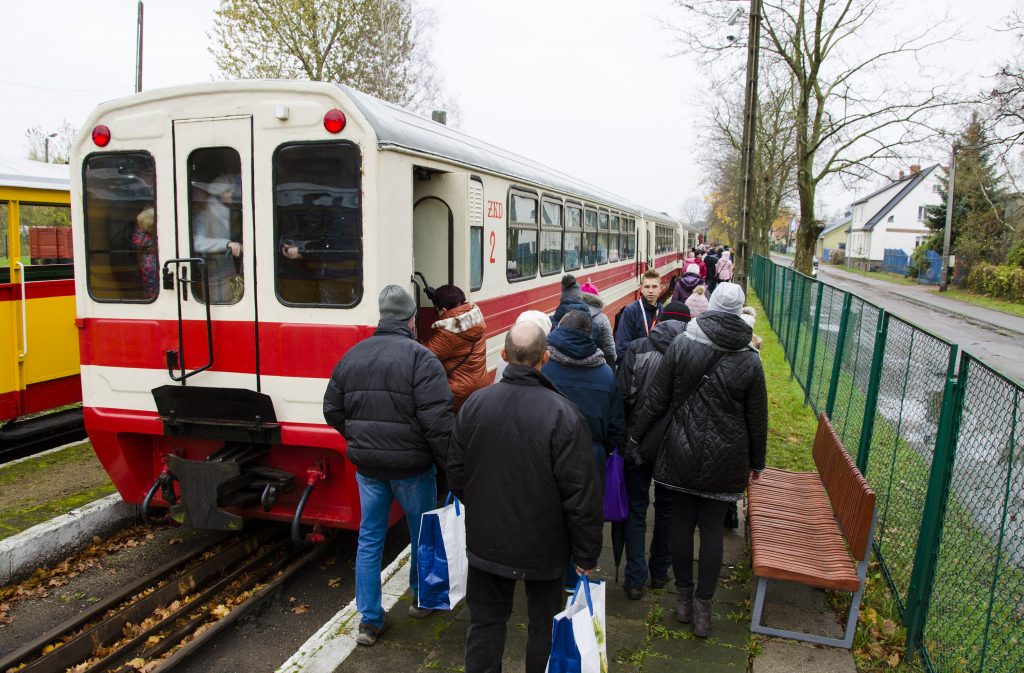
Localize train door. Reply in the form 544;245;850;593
167;116;258;388
411;171;474;336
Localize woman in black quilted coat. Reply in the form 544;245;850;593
626;282;767;638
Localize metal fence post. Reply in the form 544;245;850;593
825;292;853;419
804;280;825;405
904;346;962;656
784;270;800;365
856;309;888;474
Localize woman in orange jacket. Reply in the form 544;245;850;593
424;285;488;413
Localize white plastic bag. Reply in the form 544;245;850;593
546;576;608;673
416;494;468;610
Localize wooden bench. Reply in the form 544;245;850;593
748;413;876;649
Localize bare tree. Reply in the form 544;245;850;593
671;0;958;274
209;0;457;118
25;120;78;164
698;68;798;258
987;8;1024;152
678;195;707;230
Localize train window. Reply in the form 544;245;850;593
597;211;609;265
82;152;158;302
609;215;620;263
540;199;563;276
273;141;362;308
507;193;537;282
582;208;597;267
188;148;243;305
564;204;582;271
624;218;636;259
16;204;73;267
470;177;484;291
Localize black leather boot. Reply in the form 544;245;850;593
693;598;713;638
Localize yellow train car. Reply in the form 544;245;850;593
0;158;81;450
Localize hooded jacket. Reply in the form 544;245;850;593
542;328;626;456
448;364;604;579
551;276;590;328
323;320;454;479
580;291;616;366
627;311;768;498
424;302;488;412
716;253;735;281
671;271;704;304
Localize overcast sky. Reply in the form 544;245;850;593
0;0;1019;215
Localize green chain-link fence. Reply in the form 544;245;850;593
749;255;1024;673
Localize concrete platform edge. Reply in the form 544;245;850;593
0;493;140;585
276;544;413;673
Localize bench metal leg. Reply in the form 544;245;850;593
750;576;860;648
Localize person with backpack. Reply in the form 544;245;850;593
615;300;691;599
625;283;767;638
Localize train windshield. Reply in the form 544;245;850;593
273;141;362;307
82;152;157;302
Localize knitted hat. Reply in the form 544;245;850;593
515;309;552;336
378;284;417;321
685;263;700;275
707;282;745;315
560;273;583;303
580;281;600;296
660;301;692;322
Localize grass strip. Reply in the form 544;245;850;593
931;286;1024;319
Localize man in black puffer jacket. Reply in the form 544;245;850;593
323;285;454;646
449;322;602;673
627;282;767;639
615;300;690;600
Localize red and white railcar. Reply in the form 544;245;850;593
70;81;691;535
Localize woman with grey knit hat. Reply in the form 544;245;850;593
625;282;768;639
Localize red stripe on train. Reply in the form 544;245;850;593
79;262;653;376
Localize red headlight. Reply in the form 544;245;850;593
92;125;111;147
323;109;346;134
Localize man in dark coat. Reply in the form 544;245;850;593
449;322;603;673
626;282;767;638
614;269;662;363
615;300;690;599
323;284;454;646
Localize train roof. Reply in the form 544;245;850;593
0;157;70;192
340;84;658;217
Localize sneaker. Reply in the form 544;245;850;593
408;604;435;619
355;616;390;646
624;586;643;601
650;576;668;590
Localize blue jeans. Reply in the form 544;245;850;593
355;467;437;627
623;461;672;589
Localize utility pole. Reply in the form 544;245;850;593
735;0;762;291
135;1;144;93
939;144;957;292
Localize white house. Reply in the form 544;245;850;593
845;164;942;271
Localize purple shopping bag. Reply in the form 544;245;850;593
603;448;628;522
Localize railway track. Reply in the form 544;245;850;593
0;525;329;673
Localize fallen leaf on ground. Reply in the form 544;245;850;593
327;577;342;589
291;604;309;614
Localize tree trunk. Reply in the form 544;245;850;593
794;158;818;274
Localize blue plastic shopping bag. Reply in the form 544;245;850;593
546;575;607;673
417;493;467;610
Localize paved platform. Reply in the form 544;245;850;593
331;519;750;673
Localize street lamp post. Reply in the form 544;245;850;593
939;143;958;292
43;132;58;164
735;0;762;291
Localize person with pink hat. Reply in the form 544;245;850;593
579;280;616;365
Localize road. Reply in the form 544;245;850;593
769;254;1024;385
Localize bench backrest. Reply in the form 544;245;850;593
812;414;876;561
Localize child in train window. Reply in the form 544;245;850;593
132;207;158;300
